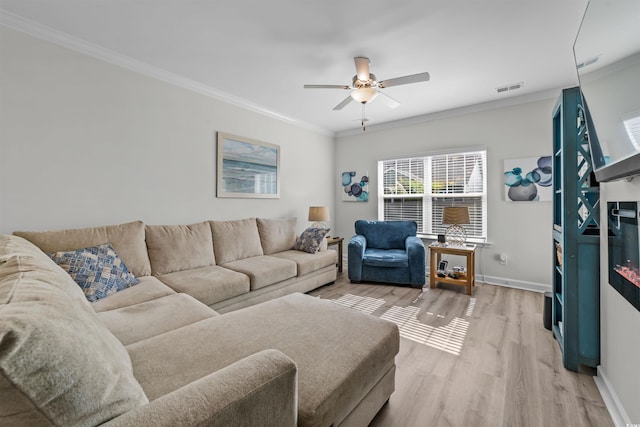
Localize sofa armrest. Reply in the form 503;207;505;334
103;349;297;427
347;235;367;282
406;236;426;286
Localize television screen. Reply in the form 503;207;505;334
574;0;640;182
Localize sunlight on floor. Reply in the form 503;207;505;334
331;294;386;314
330;294;477;356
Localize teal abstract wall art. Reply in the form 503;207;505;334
504;156;552;202
342;171;369;202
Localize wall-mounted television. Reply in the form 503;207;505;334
574;0;640;182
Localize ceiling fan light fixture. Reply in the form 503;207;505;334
351;87;378;104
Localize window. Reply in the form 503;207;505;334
623;111;640;151
378;148;487;242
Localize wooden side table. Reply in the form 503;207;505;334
326;236;344;272
429;244;476;295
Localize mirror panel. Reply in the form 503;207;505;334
574;0;640;181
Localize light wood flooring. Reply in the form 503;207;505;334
308;272;613;427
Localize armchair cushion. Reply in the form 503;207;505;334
354;220;417;249
363;248;409;268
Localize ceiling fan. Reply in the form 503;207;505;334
304;57;430;130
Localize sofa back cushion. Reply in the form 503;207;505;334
145;222;215;275
354;220;418;249
14;221;151;277
257;218;296;255
210;218;264;264
0;235;149;426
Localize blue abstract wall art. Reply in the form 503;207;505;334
342;171;369;202
504;156;552;202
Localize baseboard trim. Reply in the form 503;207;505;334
595;366;632;427
479;274;551;293
426;270;551;293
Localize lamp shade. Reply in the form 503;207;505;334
308;206;330;222
441;206;470;225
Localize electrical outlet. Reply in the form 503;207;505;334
499;253;508;265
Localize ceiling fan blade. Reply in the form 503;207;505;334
378;91;401;109
333;96;354;111
354;57;371;81
304;84;350;89
378;72;430;88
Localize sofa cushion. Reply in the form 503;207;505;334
210;218;264;264
145;222;215;275
91;276;176;313
256;217;296;255
0;235;93;309
157;265;251;306
272;249;337;276
363;248;409;268
354;220;417;250
48;243;140;302
294;227;330;254
125;293;399;427
222;255;297;291
14;221;152;277
97;293;218;346
0;237;148;426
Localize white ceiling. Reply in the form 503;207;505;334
0;0;590;135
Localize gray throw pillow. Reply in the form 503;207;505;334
294;227;330;254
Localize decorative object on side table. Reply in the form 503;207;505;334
308;206;330;229
441;206;470;246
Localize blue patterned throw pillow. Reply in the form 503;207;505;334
48;243;140;302
294;227;330;254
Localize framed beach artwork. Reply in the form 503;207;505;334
216;133;280;198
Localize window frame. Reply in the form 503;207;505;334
377;147;488;243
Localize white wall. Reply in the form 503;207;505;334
0;27;335;235
598;179;640;424
334;97;559;289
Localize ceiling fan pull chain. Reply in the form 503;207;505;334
361;104;366;131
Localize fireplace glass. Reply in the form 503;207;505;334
608;201;640;311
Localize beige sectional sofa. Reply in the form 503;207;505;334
14;218;338;313
0;219;400;426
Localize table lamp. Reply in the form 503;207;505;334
308;206;329;229
441;206;470;246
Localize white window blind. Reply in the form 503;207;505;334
623;111;640;150
378;149;487;241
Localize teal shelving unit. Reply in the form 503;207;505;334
551;87;600;372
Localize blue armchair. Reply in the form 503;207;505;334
348;220;426;288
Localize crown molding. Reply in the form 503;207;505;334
335;87;566;138
1;9;579;141
0;10;332;137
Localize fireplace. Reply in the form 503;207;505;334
608;201;640;311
